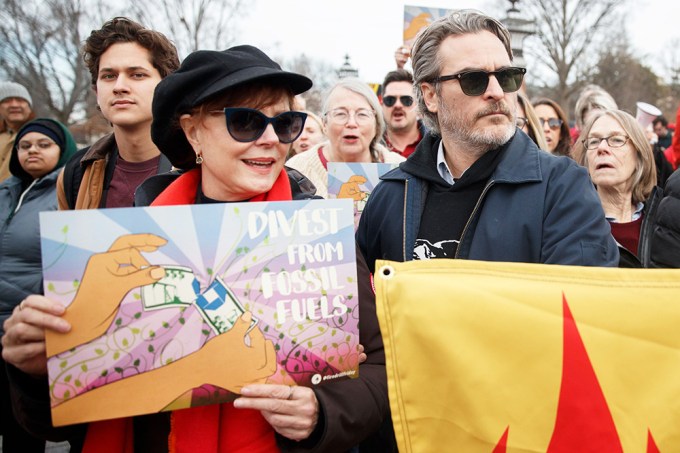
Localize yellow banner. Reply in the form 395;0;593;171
374;259;680;452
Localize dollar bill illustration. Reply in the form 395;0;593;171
195;276;258;334
141;265;200;310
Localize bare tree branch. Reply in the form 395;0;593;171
0;0;100;124
521;0;625;114
130;0;246;57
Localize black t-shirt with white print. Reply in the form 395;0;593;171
412;143;505;260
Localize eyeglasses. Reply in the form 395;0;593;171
18;140;57;151
325;108;375;125
429;67;526;96
539;118;563;130
583;135;630;150
382;95;414;107
210;108;307;143
516;117;528;129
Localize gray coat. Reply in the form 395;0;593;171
0;169;60;334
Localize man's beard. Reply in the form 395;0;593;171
438;99;515;152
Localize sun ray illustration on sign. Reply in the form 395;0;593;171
493;293;660;452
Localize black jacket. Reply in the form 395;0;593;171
617;186;663;268
649;169;680;268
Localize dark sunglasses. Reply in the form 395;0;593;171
383;95;414;107
211;108;307;143
539;117;563;130
430;67;526;96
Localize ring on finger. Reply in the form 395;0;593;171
287;385;294;400
19;300;26;311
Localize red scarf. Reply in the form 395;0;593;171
82;167;291;453
150;167;292;205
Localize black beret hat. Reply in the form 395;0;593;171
152;45;313;170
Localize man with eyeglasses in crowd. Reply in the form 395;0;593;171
380;69;427;158
357;9;618;272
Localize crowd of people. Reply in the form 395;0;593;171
1;8;680;453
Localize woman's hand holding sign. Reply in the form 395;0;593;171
47;233;167;356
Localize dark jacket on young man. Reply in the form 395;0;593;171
357;130;620;272
56;133;172;210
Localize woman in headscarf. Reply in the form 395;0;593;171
0;118;76;452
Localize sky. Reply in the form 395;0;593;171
231;0;679;85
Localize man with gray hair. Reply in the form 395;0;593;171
0;81;35;182
357;9;618;272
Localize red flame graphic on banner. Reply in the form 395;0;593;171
492;427;509;453
493;294;660;452
647;429;660;453
546;294;623;452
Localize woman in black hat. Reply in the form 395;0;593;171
14;44;388;453
0;118;76;452
2;45;389;453
140;44;389;453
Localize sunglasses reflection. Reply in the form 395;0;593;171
432;67;526;97
383;95;414;107
211;108;308;143
538;118;563;130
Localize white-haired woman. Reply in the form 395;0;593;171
286;78;404;198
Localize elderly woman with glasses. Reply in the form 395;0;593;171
285;78;405;198
532;98;572;157
574;109;662;267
